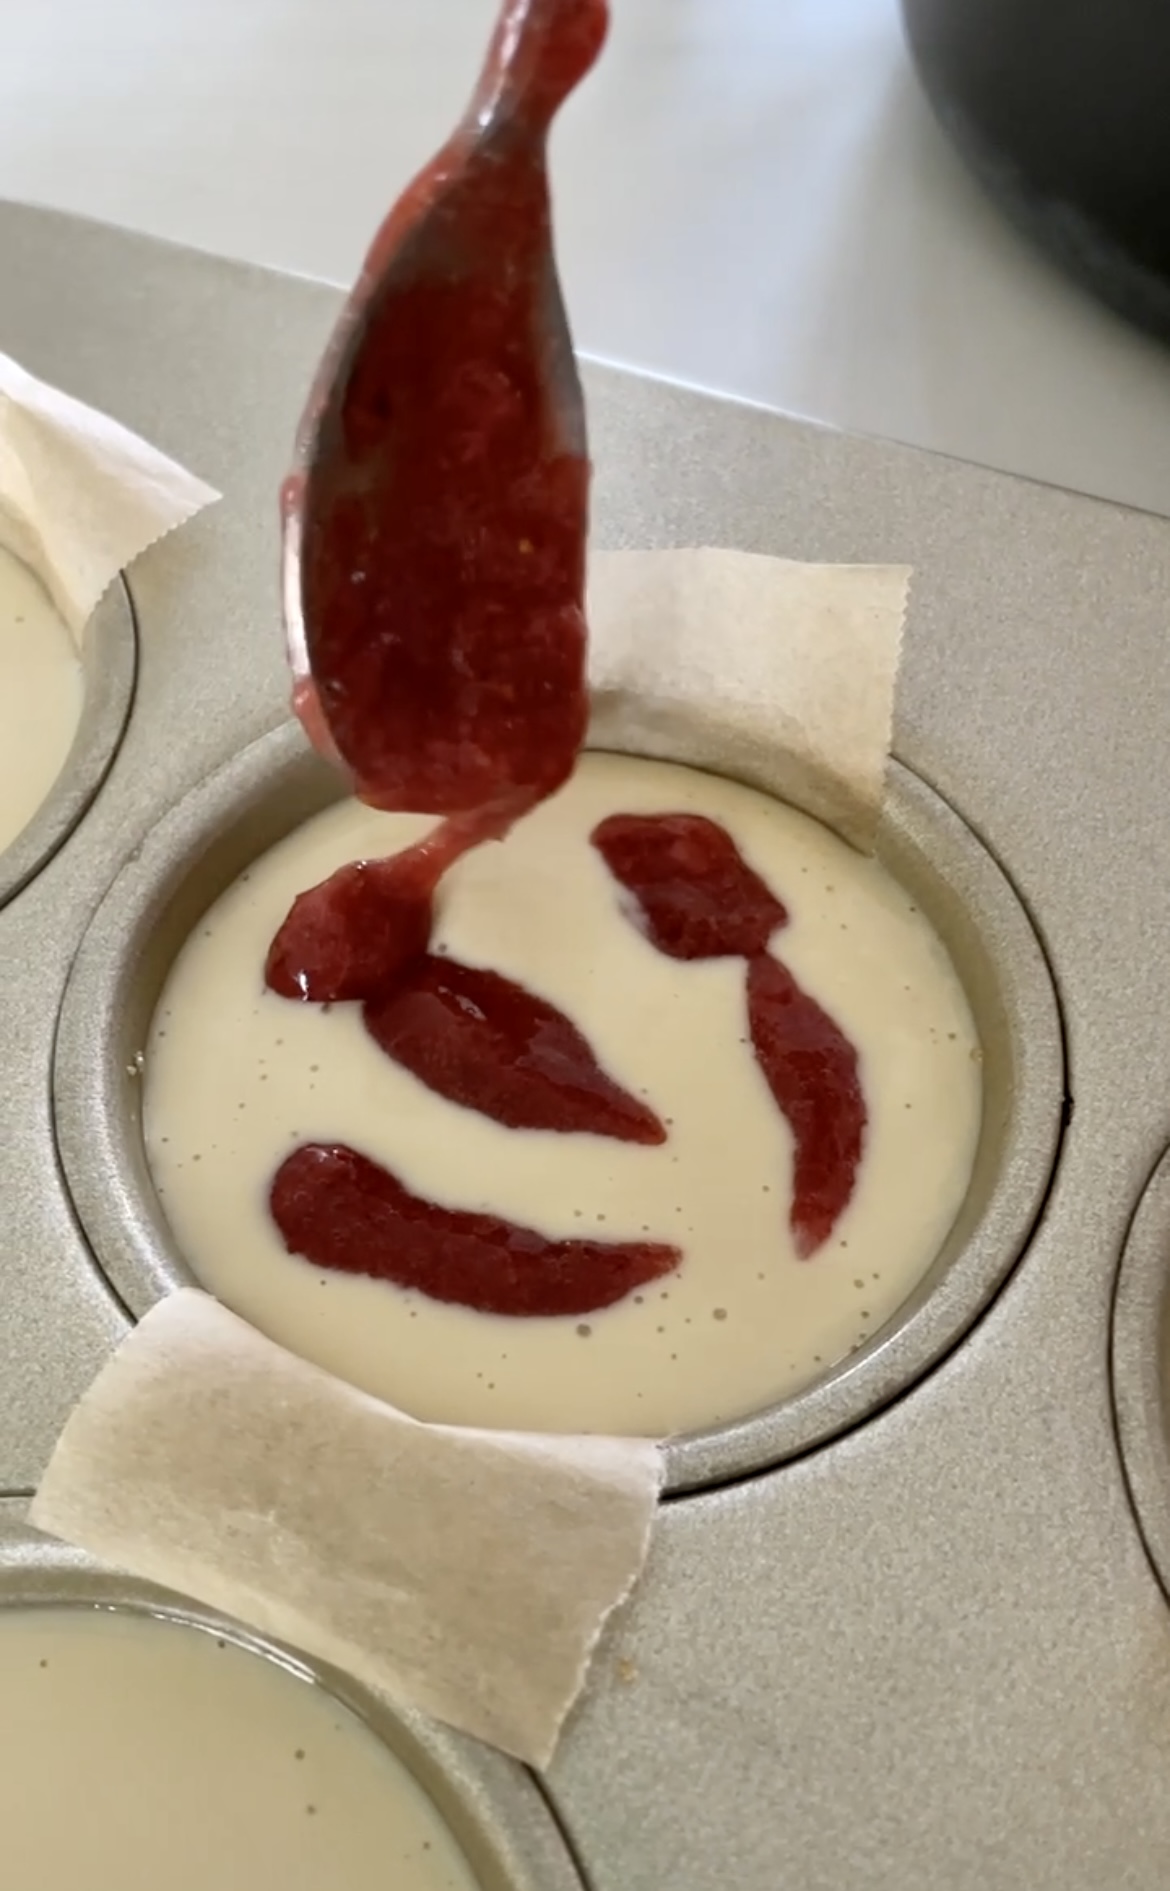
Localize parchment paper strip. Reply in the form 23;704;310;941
0;349;219;638
588;548;910;850
31;1291;662;1768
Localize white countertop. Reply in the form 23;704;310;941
5;0;1170;518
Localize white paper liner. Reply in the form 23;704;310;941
589;548;909;850
32;1291;662;1768
0;350;219;638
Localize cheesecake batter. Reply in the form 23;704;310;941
0;548;83;862
0;1606;477;1890
145;752;982;1438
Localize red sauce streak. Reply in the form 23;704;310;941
591;811;867;1254
591;812;787;958
271;1143;678;1318
746;954;866;1259
364;954;665;1142
265;812;496;1003
266;856;434;1003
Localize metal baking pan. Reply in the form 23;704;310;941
4;197;1170;1887
0;1504;584;1891
52;724;1062;1493
0;580;136;910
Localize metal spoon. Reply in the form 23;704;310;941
280;0;609;816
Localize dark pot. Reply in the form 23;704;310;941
901;0;1170;340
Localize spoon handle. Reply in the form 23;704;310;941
470;0;609;138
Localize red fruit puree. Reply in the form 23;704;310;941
267;0;685;1315
590;813;866;1260
265;0;864;1316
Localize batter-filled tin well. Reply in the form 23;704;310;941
53;720;1064;1491
0;1516;583;1891
0;568;136;910
1111;1147;1170;1600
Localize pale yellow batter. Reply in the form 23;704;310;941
0;548;83;860
0;1607;476;1890
145;753;982;1437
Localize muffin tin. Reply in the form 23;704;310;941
4;197;1170;1888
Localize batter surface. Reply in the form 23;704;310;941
0;1606;476;1890
145;752;982;1437
0;549;83;861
